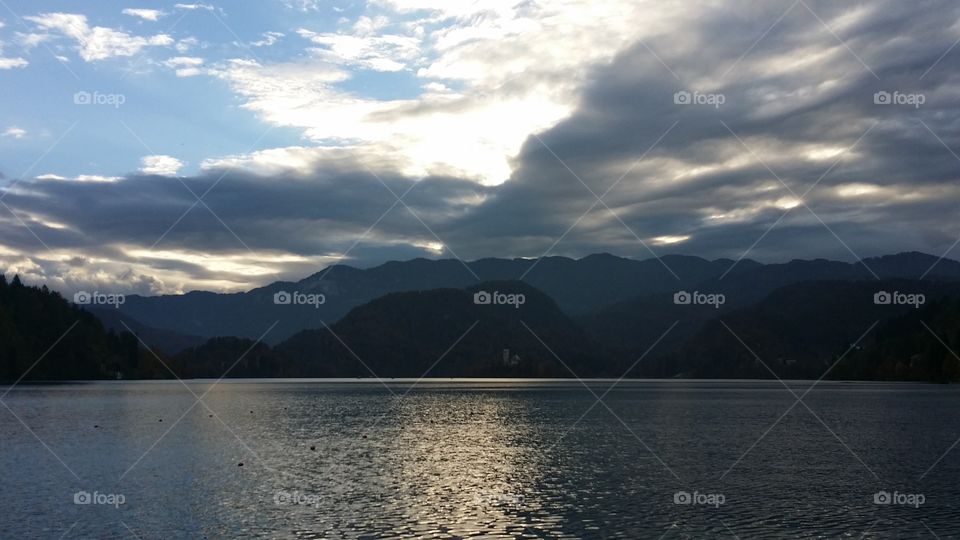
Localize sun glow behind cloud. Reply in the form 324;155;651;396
195;0;688;186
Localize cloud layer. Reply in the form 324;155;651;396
2;0;960;296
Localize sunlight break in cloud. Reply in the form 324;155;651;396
210;0;685;185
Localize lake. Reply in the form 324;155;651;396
1;379;958;538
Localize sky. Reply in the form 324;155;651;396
0;0;959;296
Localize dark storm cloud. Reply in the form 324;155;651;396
442;0;960;261
1;167;487;256
3;0;960;292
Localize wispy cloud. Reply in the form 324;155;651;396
2;127;27;139
24;12;173;61
122;8;166;21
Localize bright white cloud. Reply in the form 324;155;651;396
0;41;28;69
122;8;166;21
297;28;420;72
25;12;173;61
74;175;122;183
34;174;121;183
0;56;28;69
162;55;204;76
140;155;185;176
2;126;26;139
174;3;214;11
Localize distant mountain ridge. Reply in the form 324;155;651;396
109;251;960;344
6;251;960;381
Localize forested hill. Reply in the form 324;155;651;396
0;275;163;381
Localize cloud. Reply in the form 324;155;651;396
25;12;174;61
4;0;960;295
436;0;960;262
2;127;26;139
122;8;166;21
297;28;419;72
15;32;52;50
249;31;284;48
0;41;27;69
173;3;214;11
175;36;199;52
162;55;204;76
0;56;27;69
0;157;486;294
201;1;697;185
281;1;326;11
139;155;185;176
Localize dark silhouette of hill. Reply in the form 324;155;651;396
577;252;960;370
835;297;960;382
643;280;960;380
577;291;727;372
87;307;205;355
0;275;165;380
170;337;296;378
274;281;601;377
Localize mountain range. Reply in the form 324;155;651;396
3;251;960;381
113;252;960;345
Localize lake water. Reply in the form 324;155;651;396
1;379;959;539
